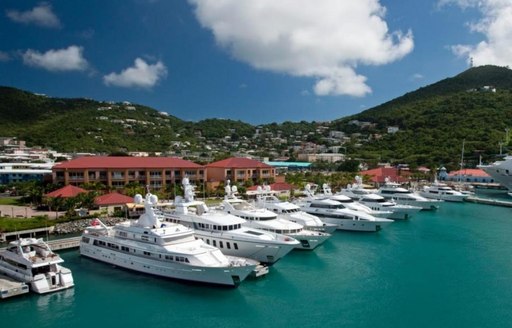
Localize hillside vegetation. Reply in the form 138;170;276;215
1;65;512;169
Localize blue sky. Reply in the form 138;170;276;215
0;1;509;124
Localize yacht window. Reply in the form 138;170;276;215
229;225;233;230
227;242;231;249
245;230;264;236
206;239;210;245
143;251;151;256
213;225;217;230
219;241;224;248
165;255;173;261
234;243;238;250
213;240;217;247
223;226;227;231
82;236;90;243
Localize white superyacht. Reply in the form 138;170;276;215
158;179;299;266
377;179;442;210
296;184;393;232
219;182;331;250
0;238;74;294
254;186;337;234
418;180;469;202
80;192;258;287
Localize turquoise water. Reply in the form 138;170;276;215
2;202;512;328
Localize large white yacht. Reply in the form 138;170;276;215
157;179;298;266
0;238;74;294
254;186;337;234
337;177;422;220
479;155;512;194
316;184;394;219
357;194;422;220
297;197;393;232
377;179;442;210
80;192;258;287
218;182;331;250
296;183;393;232
418;180;469;202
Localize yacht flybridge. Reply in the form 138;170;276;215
80;191;258;287
157;178;298;266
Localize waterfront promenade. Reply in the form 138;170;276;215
0;204;64;218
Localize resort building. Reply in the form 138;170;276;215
359;167;410;185
0;162;53;184
52;156;205;190
205;157;276;187
438;167;493;183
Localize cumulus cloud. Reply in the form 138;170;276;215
103;58;167;88
6;2;61;28
189;0;413;97
444;0;512;66
22;45;88;71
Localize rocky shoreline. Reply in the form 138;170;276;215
53;217;127;234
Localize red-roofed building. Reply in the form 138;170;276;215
52;156;204;190
45;185;87;198
359;167;410;185
93;192;134;215
440;168;493;183
206;157;276;187
94;192;134;206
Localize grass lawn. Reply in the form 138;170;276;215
0;197;22;206
0;216;54;233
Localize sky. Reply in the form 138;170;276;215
0;0;510;124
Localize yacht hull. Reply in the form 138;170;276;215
193;232;296;264
318;217;393;232
288;232;331;250
80;242;254;287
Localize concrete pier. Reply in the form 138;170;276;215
0;226;54;243
465;196;512;207
0;275;29;299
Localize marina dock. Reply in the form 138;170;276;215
0;226;54;243
0;275;29;299
465;196;512;207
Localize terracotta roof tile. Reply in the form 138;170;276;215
95;192;134;206
45;185;87;198
206;157;272;169
53;156;203;169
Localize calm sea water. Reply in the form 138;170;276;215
2;201;512;328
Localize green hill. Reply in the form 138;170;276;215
332;65;512;169
1;65;512;169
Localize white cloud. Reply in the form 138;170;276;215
411;73;424;80
6;2;61;28
444;0;512;66
103;58;167;89
22;45;88;71
189;0;413;97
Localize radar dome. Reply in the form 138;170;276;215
134;194;143;204
149;194;158;204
